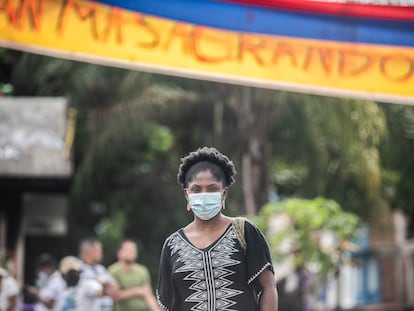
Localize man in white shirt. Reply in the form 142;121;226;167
78;238;118;311
27;254;65;311
0;268;19;311
56;256;103;311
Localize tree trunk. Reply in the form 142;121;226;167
238;87;254;215
236;86;272;215
242;152;256;215
213;99;224;148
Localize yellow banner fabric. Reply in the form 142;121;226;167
1;0;413;103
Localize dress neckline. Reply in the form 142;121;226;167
178;223;233;252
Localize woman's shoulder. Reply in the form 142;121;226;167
230;216;257;229
233;216;266;237
162;228;183;246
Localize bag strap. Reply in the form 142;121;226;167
232;217;247;252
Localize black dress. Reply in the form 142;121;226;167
156;220;274;311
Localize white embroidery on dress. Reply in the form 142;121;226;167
168;228;243;311
247;262;272;284
156;290;170;311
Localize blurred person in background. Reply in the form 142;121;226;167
56;256;103;311
78;238;118;311
108;240;159;311
27;254;65;311
0;268;18;311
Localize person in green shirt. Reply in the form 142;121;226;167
108;240;159;311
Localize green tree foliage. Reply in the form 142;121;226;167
65;67;196;275
269;95;386;218
379;103;414;235
256;197;359;276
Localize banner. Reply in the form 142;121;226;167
0;0;413;104
98;0;414;47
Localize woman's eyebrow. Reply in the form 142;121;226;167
207;183;220;187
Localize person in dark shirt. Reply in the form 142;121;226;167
156;146;278;311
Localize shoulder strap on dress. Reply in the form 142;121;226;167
232;217;247;252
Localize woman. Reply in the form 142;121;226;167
157;147;278;311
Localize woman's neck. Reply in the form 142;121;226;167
192;214;231;231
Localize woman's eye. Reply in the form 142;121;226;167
207;187;220;192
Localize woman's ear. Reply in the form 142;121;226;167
222;187;228;199
184;189;191;211
222;187;228;210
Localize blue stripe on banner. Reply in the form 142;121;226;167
95;0;414;47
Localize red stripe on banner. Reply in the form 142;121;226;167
220;0;414;21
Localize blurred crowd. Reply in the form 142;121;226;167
0;238;159;311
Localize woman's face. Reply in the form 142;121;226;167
186;170;227;198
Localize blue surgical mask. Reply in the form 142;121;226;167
188;192;223;220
